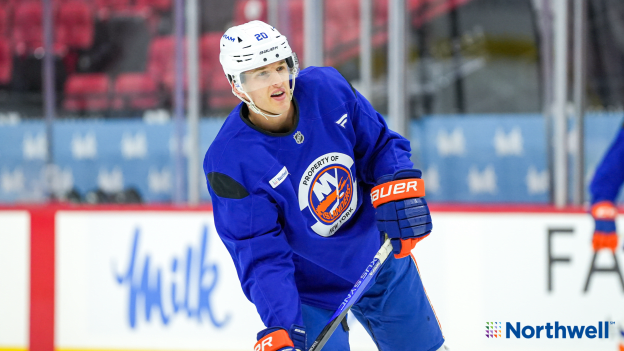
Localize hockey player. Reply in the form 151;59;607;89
588;123;624;351
589;124;623;252
204;20;447;351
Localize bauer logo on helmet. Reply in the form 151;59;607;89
260;46;278;55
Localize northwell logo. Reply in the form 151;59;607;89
485;322;502;338
487;321;614;339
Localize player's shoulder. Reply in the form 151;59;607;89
297;66;357;101
204;106;278;192
294;67;358;123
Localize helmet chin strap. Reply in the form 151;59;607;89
231;84;295;120
244;91;283;120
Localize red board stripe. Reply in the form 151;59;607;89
30;208;55;351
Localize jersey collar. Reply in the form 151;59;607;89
238;97;300;137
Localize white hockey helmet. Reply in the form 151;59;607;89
219;20;299;118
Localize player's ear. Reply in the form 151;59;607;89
231;81;247;100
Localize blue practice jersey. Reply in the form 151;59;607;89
590;123;624;204
203;66;413;330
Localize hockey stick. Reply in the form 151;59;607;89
308;237;393;351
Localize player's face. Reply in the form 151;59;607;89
241;60;292;115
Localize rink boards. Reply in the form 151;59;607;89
0;206;623;351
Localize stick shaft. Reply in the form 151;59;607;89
308;238;393;351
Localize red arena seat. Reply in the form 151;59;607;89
374;0;389;26
0;0;18;9
96;0;131;11
234;0;267;25
112;73;159;110
0;38;12;85
95;0;139;19
148;36;191;89
324;0;360;66
284;0;303;62
13;2;43;55
200;32;221;66
56;1;94;49
0;7;8;38
200;32;221;89
63;74;111;112
147;36;175;82
135;0;172;13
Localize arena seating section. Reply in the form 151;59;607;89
0;0;470;115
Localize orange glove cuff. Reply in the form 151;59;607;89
592;232;618;252
394;234;430;259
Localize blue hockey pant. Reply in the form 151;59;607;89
301;253;445;351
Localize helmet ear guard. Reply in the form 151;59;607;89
286;56;295;69
286;53;299;77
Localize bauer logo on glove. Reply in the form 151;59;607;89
371;178;425;208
